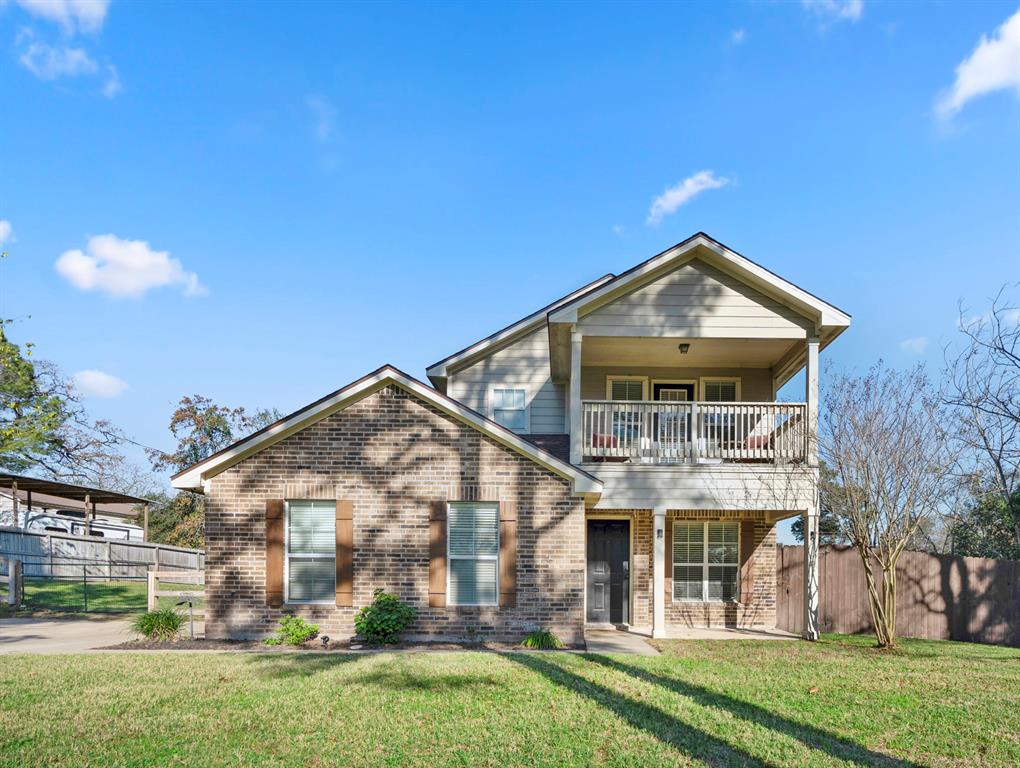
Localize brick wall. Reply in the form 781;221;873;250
588;510;777;631
204;384;586;643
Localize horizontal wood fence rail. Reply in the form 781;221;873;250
582;400;806;465
0;525;204;580
777;545;1020;647
147;570;205;613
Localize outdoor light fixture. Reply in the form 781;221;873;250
678;343;690;354
656;528;664;539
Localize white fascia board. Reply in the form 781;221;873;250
426;274;615;382
172;366;602;497
548;234;851;331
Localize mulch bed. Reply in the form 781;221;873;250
101;638;578;652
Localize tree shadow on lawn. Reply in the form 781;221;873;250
507;653;772;768
244;653;364;679
585;654;919;768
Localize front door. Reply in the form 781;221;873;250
586;519;630;624
653;383;695;460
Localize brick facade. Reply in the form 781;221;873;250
587;509;777;632
204;384;586;643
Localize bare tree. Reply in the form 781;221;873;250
945;285;1020;552
822;363;957;648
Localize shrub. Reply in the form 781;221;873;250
264;615;319;646
521;629;564;650
133;608;183;641
354;589;416;644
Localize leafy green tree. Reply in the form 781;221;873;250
951;490;1020;560
145;395;281;547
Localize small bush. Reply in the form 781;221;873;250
264;615;319;646
133;608;183;641
521;630;564;650
354;589;416;644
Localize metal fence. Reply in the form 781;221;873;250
777;544;1020;647
1;525;204;614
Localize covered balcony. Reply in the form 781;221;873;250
582;399;806;465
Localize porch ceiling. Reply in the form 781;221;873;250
580;336;797;368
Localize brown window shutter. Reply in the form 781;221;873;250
663;516;673;604
739;520;756;604
499;501;518;608
428;501;447;607
265;499;285;607
335;500;354;607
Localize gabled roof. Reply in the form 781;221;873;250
547;232;851;330
425;272;615;387
171;365;602;496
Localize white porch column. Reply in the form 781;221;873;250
569;327;583;465
652;506;667;639
805;336;819;467
802;505;820;640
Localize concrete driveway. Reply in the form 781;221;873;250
0;616;137;653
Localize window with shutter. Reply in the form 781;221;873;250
610;378;645;401
286;500;336;603
447;502;499;606
672;520;739;602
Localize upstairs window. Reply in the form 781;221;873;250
447;502;499;606
702;379;740;402
490;387;528;431
608;377;646;401
672;521;739;602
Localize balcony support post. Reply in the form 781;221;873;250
805;336;819;467
652;506;667;639
569;327;583;464
802;504;820;641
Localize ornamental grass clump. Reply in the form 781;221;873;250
521;629;564;650
132;608;184;641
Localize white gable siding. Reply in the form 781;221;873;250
447;327;565;434
577;258;814;339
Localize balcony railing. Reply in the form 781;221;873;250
582;400;807;465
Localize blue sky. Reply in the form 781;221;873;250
1;1;1018;533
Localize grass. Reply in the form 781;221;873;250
0;578;204;616
0;634;1016;767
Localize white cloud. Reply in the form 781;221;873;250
101;63;121;97
730;28;746;45
899;336;929;355
0;220;12;247
801;0;863;25
306;95;337;142
15;0;110;34
936;9;1020;120
71;369;128;398
612;224;625;235
646;170;730;226
54;234;207;298
19;41;97;80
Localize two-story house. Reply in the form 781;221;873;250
173;233;849;644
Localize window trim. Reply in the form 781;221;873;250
284;500;336;606
671;519;741;604
446;501;500;607
487;384;530;433
606;375;649;400
698;377;742;402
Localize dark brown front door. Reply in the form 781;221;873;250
586;519;630;624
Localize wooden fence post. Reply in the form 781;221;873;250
147;570;158;612
8;559;22;606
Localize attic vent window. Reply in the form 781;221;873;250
678;343;691;354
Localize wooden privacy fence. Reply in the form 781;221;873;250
777;545;1020;647
0;525;204;579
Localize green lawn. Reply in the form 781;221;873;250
0;578;204;616
0;634;1016;767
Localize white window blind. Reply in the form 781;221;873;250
287;500;335;603
610;379;644;401
703;380;738;402
672;521;739;602
492;388;527;430
447;502;499;606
